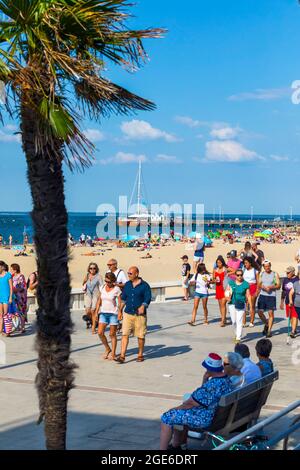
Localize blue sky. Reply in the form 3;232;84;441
1;0;300;214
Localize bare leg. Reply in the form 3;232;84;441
109;326;118;359
138;337;145;359
1;304;9;336
98;323;111;358
250;296;257;324
221;298;227;325
91;309;98;334
173;428;188;447
291;317;298;334
183;287;189;300
160;423;173;450
202;297;208;324
189;297;200;324
258;310;267;325
268;311;274;333
120;335;129;359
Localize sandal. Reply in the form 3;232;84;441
115;356;125;364
103;349;112;360
188;321;196;326
137;356;145;362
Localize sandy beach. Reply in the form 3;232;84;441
1;238;299;288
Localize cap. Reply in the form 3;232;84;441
202;353;223;372
286;266;295;273
230;250;237;257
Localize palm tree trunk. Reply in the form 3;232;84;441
21;103;76;450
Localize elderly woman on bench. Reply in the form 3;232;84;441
160;353;232;450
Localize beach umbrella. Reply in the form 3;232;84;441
120;234;138;242
203;236;212;246
262;229;272;235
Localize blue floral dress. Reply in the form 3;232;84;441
161;376;232;429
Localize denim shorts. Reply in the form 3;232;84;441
99;312;119;326
194;292;209;299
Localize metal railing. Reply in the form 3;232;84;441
213;400;300;450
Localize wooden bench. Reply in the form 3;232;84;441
178;370;279;439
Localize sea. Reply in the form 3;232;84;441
0;212;299;244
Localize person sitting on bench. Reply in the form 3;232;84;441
160;353;231;450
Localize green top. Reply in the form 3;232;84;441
228;280;249;307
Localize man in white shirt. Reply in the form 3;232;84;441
234;343;261;384
107;259;127;288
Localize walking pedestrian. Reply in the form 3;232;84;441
181;255;191;301
226;269;250;344
212;256;228;327
188;263;211;326
82;263;102;333
242;256;259;327
257;261;280;338
0;261;13;336
281;266;299;338
116;267;151;363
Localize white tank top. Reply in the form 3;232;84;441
243;268;257;285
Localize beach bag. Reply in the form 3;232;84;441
224;285;232;299
3;314;13;334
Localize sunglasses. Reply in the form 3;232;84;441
236;274;243;277
127;272;134;275
107;264;115;267
89;267;96;271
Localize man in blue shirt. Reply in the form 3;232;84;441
116;266;151;363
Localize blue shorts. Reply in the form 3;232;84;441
99;313;119;326
194;293;209;299
257;295;276;312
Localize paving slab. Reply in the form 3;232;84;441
0;296;300;450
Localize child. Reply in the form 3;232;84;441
181;255;191;301
255;339;274;376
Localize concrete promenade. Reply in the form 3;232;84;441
0;296;300;450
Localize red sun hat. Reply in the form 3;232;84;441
202;353;223;372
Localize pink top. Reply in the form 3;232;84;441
100;285;121;314
227;259;241;281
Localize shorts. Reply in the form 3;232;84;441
249;283;258;297
193;256;204;263
84;293;98;310
285;305;300;320
99;312;119;326
194;292;209;299
182;277;189;288
122;313;147;339
0;298;9;305
257;295;276;312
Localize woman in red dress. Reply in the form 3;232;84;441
213;256;228;327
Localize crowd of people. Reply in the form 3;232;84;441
181;236;300;343
0;261;37;336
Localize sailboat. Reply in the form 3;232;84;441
118;160;165;226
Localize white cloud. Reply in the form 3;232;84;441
270;154;289;162
210;126;241;140
83;128;105;142
155;154;182;164
0;128;20;143
205;140;262;163
121;120;179;143
174;116;203;128
99;152;147;165
228;87;290;102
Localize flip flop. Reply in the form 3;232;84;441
137;356;144;362
188;321;196;326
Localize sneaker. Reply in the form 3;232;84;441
235;338;241;344
249;322;254;328
262;325;268;336
290;331;297;339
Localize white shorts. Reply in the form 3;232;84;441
194;256;204;263
182;277;189;288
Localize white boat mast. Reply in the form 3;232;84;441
137;159;142;216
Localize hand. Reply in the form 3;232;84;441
118;311;123;321
280;302;284;310
137;305;145;315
